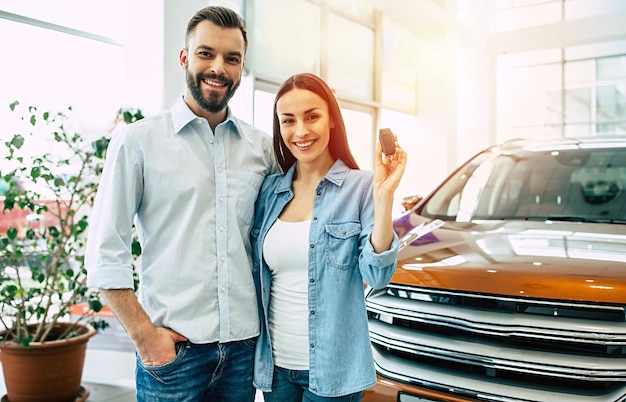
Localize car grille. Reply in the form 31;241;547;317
366;284;626;402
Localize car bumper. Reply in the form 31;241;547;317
364;344;626;402
363;374;477;402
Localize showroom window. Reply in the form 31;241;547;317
326;12;374;100
495;0;626;31
380;15;418;114
0;1;162;157
0;0;123;40
0;4;125;166
595;55;626;134
497;40;626;141
0;16;124;120
247;0;419;169
249;0;321;81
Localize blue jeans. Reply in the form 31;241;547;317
135;338;256;402
263;367;363;402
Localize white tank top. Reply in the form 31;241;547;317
262;218;311;370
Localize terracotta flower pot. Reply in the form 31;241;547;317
0;323;96;402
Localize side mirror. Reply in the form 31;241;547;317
401;195;422;212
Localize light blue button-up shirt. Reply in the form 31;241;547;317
252;160;399;397
86;98;276;343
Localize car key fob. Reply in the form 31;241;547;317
379;128;396;157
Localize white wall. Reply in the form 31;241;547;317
162;0;208;110
121;0;165;115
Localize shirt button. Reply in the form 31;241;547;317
310;310;315;315
309;278;314;283
309;244;315;249
219;196;224;202
219;226;225;232
220;256;225;261
316;190;322;196
313;216;318;220
221;287;226;292
218;167;223;173
209;139;214;144
310;344;315;348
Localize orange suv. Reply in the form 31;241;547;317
364;136;626;402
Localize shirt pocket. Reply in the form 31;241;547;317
237;172;264;225
324;221;361;269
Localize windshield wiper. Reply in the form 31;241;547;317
521;216;624;224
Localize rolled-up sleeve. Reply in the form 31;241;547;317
85;129;142;290
359;232;399;289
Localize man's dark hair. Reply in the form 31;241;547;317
186;6;248;53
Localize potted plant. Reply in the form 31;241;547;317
0;101;142;402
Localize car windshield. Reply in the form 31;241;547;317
422;144;626;223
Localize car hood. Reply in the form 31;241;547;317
392;214;626;304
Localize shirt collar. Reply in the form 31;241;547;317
276;159;350;193
171;96;238;135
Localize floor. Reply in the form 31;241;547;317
0;337;264;401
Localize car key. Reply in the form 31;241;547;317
379;128;396;158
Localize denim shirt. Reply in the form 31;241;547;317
252;160;399;397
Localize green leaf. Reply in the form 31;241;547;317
19;335;33;349
25;228;36;240
92;137;110;159
48;226;60;238
91;320;110;331
4;284;18;296
6;227;18;241
30;115;36;126
9;100;19;111
30;166;41;180
2;198;14;210
76;219;88;232
11;134;25;149
131;238;142;256
89;299;104;313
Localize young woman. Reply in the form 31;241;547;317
252;72;407;402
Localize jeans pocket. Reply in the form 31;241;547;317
137;341;187;382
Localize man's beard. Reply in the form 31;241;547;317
186;69;241;114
